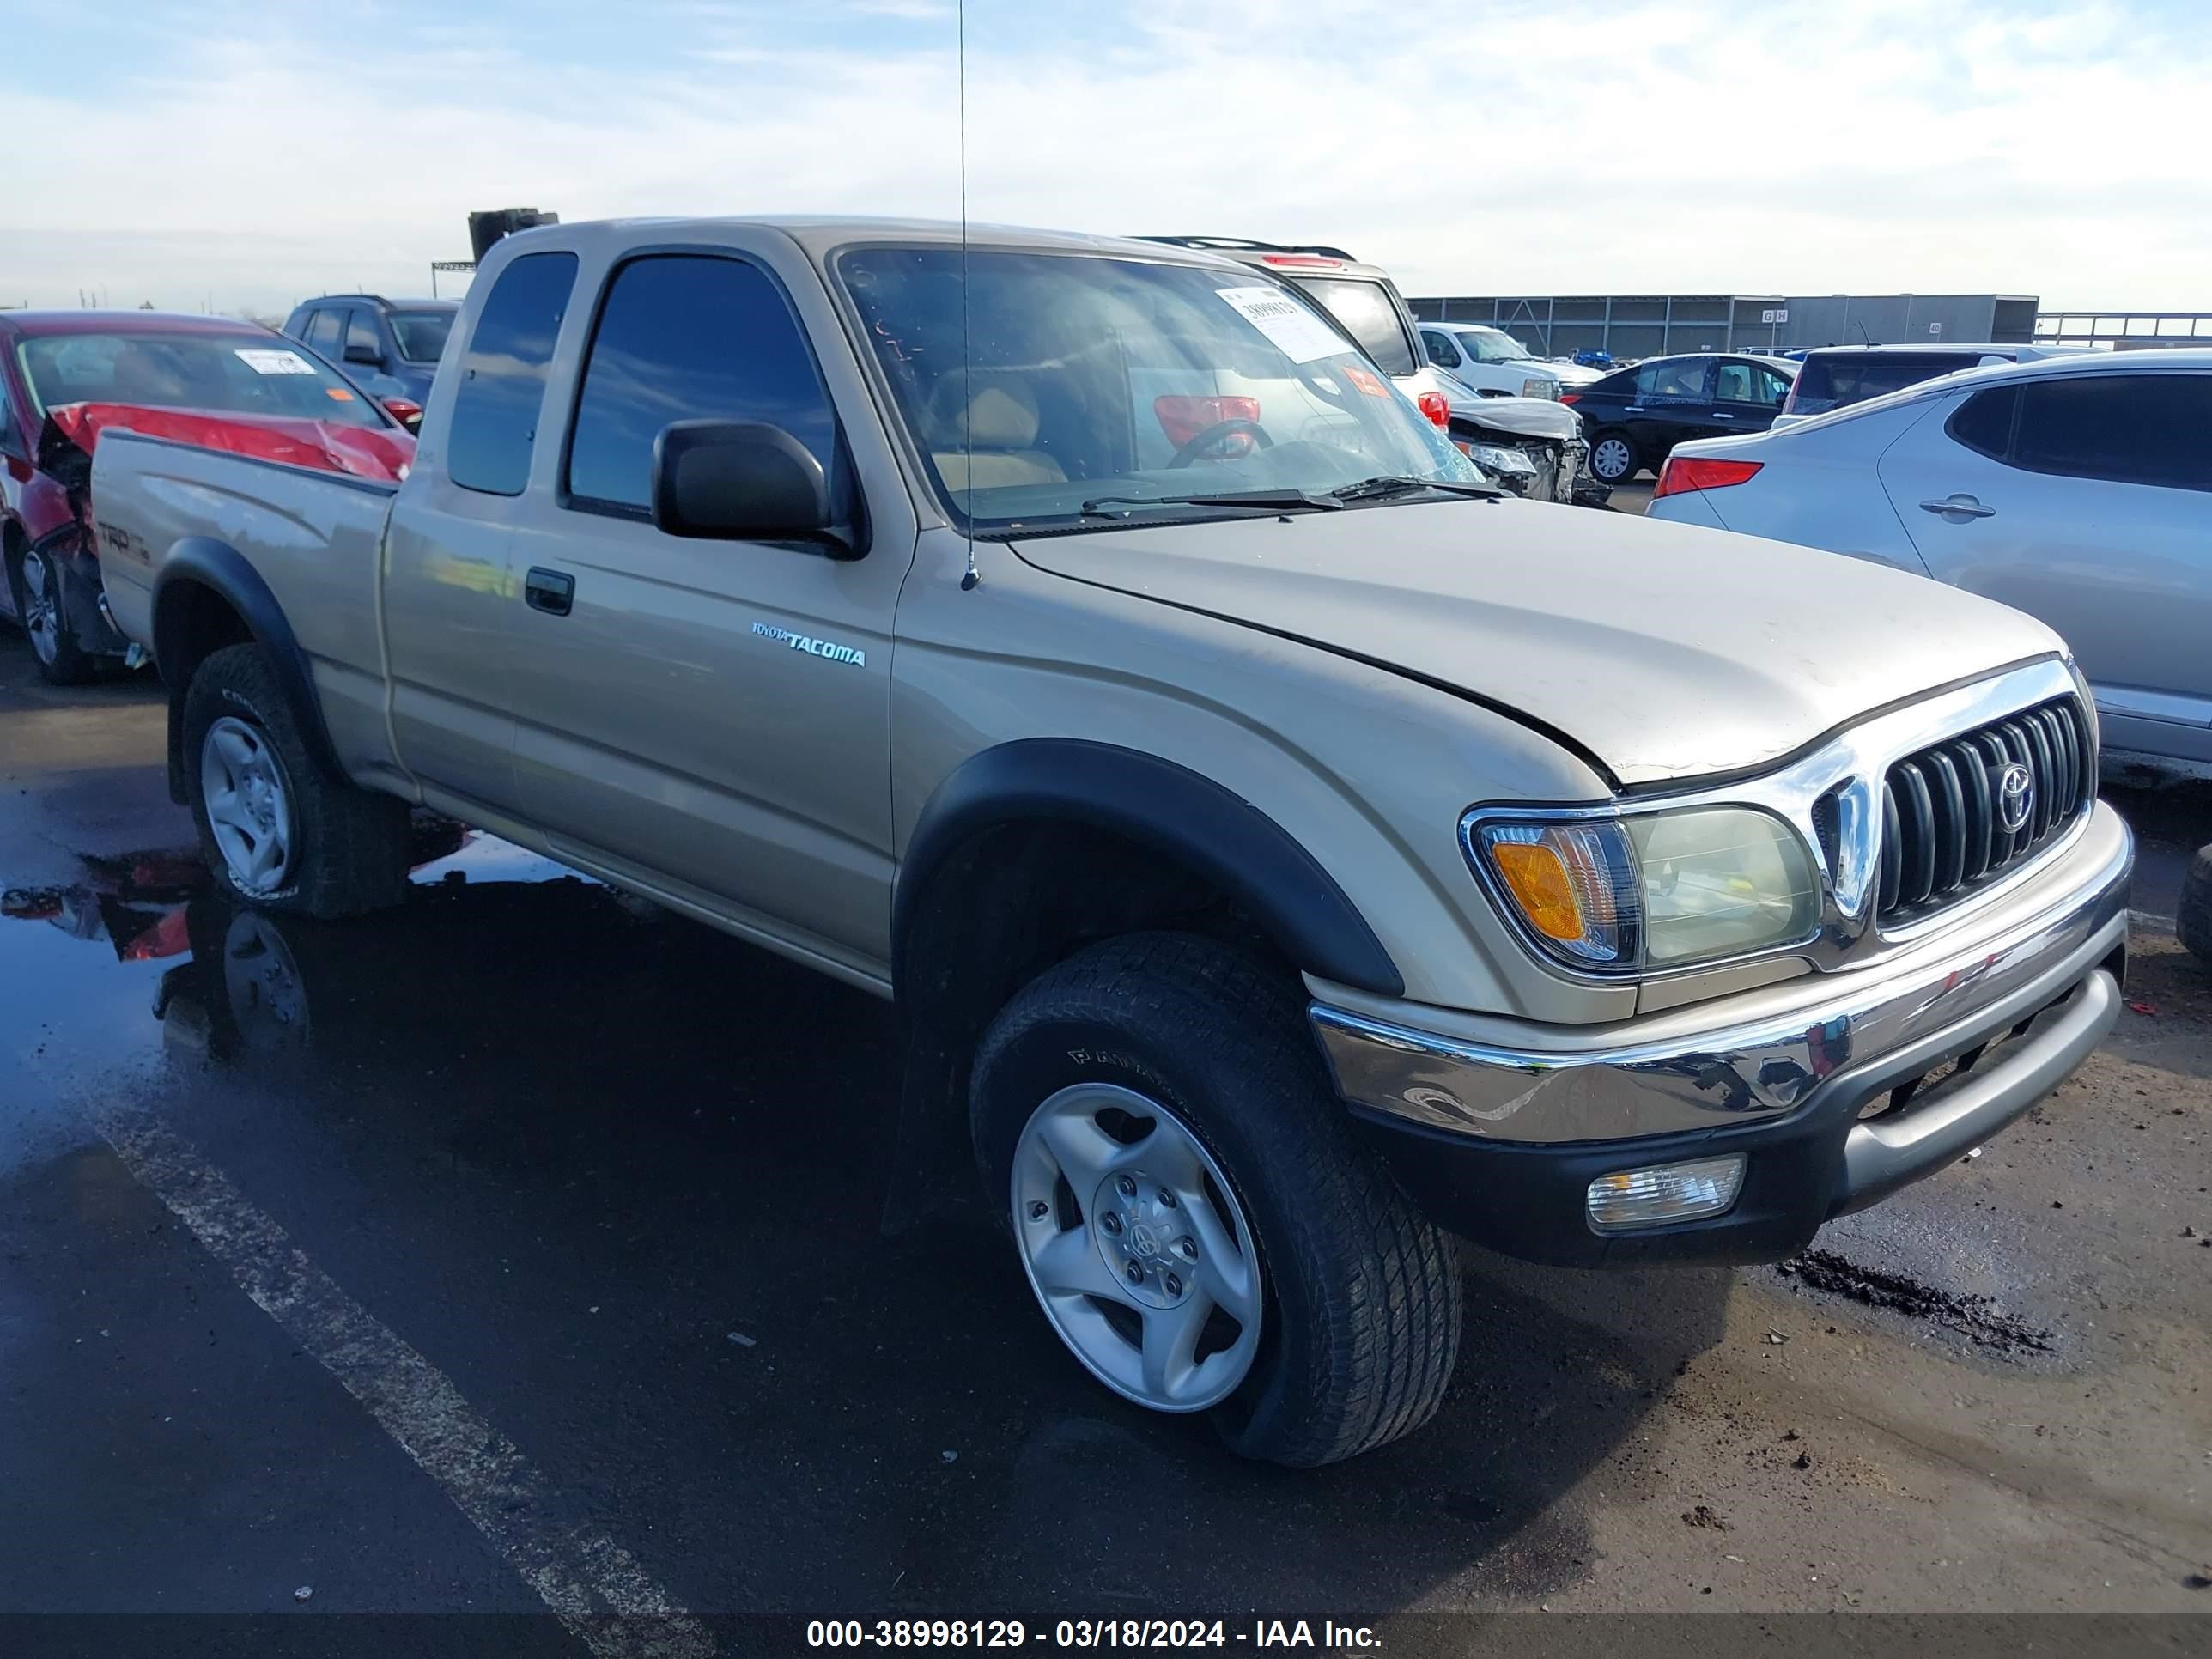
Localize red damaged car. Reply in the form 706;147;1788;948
1;310;414;684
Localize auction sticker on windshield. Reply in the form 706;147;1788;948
234;349;319;375
1216;286;1347;363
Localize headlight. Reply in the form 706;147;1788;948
1469;806;1820;974
1522;377;1553;398
1457;441;1537;477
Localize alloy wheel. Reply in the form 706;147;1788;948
1009;1083;1263;1412
21;550;59;665
1592;436;1634;483
200;716;297;897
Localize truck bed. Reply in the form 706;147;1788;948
92;432;408;789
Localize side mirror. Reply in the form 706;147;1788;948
343;342;380;366
651;420;845;550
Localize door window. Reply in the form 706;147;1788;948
2012;374;2212;493
1635;358;1710;402
304;308;343;358
447;251;579;497
1714;361;1793;405
345;308;383;362
1286;277;1416;376
1946;385;2019;461
565;254;838;516
1421;330;1463;370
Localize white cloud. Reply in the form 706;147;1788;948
8;0;2208;314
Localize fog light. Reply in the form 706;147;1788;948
1585;1155;1746;1233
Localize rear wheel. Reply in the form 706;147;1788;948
2179;845;2212;969
970;933;1463;1466
182;643;413;917
1588;430;1639;484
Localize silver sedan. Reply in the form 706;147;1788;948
1644;349;2212;775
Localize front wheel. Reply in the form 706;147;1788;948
970;933;1463;1466
2179;845;2212;969
13;542;100;686
1587;430;1640;484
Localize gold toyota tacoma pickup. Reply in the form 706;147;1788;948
90;218;2132;1465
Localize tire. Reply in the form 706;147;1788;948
1587;429;1639;485
2179;845;2212;969
970;932;1463;1466
11;540;101;686
182;643;412;918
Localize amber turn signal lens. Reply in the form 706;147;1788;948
1488;841;1584;943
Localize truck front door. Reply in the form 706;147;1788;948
501;238;918;985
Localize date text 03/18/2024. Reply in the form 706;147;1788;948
805;1620;1382;1649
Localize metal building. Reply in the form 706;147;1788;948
1405;293;2041;357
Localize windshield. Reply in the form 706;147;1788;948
838;248;1474;532
387;310;455;363
15;331;390;429
1455;326;1536;365
1279;276;1418;377
1790;352;1985;415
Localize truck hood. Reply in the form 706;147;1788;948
1011;501;2063;787
1528;359;1604;386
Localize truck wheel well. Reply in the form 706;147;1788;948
155;578;254;692
153;578;255;800
884;817;1293;1233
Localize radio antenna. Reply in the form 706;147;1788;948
957;0;981;591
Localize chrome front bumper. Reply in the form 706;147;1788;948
1312;801;2133;1150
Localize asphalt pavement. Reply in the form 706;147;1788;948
3;629;2209;1651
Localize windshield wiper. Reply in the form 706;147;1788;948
1078;489;1342;515
1328;475;1502;503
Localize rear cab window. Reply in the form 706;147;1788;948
562;253;840;518
447;252;580;496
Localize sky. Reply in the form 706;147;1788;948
4;0;2208;319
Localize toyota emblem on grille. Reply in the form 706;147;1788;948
1996;763;2034;834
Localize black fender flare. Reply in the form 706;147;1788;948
893;738;1401;999
879;738;1401;1234
153;538;341;799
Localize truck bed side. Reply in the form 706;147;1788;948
93;434;406;789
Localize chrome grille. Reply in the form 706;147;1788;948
1877;696;2091;923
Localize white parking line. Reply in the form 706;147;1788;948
93;1101;718;1659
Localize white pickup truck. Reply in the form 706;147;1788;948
92;216;2132;1464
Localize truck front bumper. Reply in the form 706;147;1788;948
1310;803;2133;1266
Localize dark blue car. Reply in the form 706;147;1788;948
282;294;456;419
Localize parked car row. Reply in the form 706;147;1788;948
1139;237;1601;503
1647;347;2212;775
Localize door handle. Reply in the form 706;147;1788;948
1919;495;1996;521
525;567;574;616
1711;411;1735;419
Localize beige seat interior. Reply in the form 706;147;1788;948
923;373;1068;493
